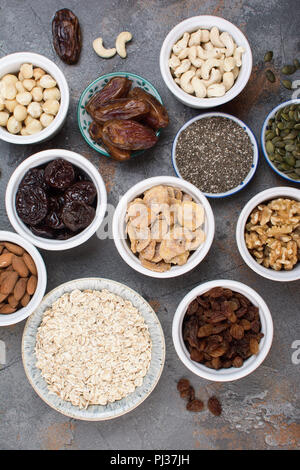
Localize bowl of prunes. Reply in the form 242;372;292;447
77;72;169;161
5;149;107;250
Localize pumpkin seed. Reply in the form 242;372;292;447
264;51;273;62
282;80;292;89
266;70;276;83
281;64;296;75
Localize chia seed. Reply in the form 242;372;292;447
175;116;254;194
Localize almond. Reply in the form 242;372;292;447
0;252;13;268
0;304;16;314
27;275;37;295
8;294;19;309
0;271;19;295
0;293;8;302
12;255;29;278
14;278;27;301
22;253;37;275
3;242;24;256
21;292;31;307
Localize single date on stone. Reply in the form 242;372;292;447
62;201;95;232
16;186;48;226
44;159;75;190
52;8;81;65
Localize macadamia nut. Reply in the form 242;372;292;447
31;86;43;102
33;67;46;80
42;99;60;115
43;87;61;101
25;118;42;135
39;74;57;89
16;91;32;106
27;102;42;118
0;111;9;126
40;113;54;127
7;116;22;134
23;79;36;91
20;63;33;79
14;104;27;122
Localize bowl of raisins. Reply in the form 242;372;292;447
172;280;273;382
5;149;107;250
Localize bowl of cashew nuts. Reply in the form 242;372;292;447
160;16;252;108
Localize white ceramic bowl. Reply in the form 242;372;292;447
0;52;69;144
172;280;273;382
236;187;300;281
261;99;300;184
0;231;47;326
22;277;165;421
160;15;252;108
172;112;259;198
5;149;107;251
112;176;215;278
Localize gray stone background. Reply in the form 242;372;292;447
0;0;299;450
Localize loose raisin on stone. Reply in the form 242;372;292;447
207;396;222;416
177;378;190;393
186;399;204;412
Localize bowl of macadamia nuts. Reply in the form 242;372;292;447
160;16;252;108
0;52;69;144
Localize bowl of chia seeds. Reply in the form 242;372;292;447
172;113;259;198
261;99;300;183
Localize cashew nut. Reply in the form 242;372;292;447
200;29;210;42
173;32;190;55
234;46;245;67
188;46;203;68
178;48;190;60
188;29;202;47
201;58;220;79
191;77;206;98
168;54;181;70
174;59;191;77
207;83;226;97
220;32;235;57
116;31;132;58
93;37;116;58
210;27;225;47
232;66;240;80
180;70;195;94
222;71;234;91
223;57;236;72
202;68;222;87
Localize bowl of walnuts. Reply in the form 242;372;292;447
236;187;300;282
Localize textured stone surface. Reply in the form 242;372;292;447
0;0;299;450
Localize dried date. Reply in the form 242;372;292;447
90;98;150;124
102;119;158;151
86;77;132;115
89;121;131;162
129;87;169;129
52;9;81;64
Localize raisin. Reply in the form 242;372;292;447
44;159;75;190
64;181;97;205
177;378;190;393
16;185;48;226
52;9;81;64
186;399;204;412
207;396;222;416
62;201;95;232
180;386;195;401
232;356;244;368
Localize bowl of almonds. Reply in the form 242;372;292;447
172;280;273;382
0;231;47;326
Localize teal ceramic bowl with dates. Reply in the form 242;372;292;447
77;72;162;158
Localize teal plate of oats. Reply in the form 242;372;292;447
77;72;163;158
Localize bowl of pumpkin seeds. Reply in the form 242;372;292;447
261;99;300;183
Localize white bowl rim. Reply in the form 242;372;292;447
0;230;47;326
5;149;107;251
172;279;274;382
112;176;215;278
172;112;259;198
22;277;166;421
0;52;69;144
77;71;163;158
236;186;300;282
160;15;253;108
261;98;300;184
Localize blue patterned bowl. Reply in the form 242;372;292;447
77;72;163;158
22;278;165;421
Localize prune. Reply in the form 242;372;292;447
91;98;150;124
19;168;47;190
62;201;95;232
89;121;131;162
52;9;81;64
129;87;169;129
45;209;65;230
44;159;75;190
85;76;132;114
64;181;97;205
102;119;158;150
31;225;55;239
16;186;48;226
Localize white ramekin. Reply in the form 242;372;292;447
5;149;107;251
172;280;273;382
160;15;252;109
261;99;300;184
0;231;47;326
236;187;300;282
112;176;215;278
172;112;259;198
0;52;69;144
